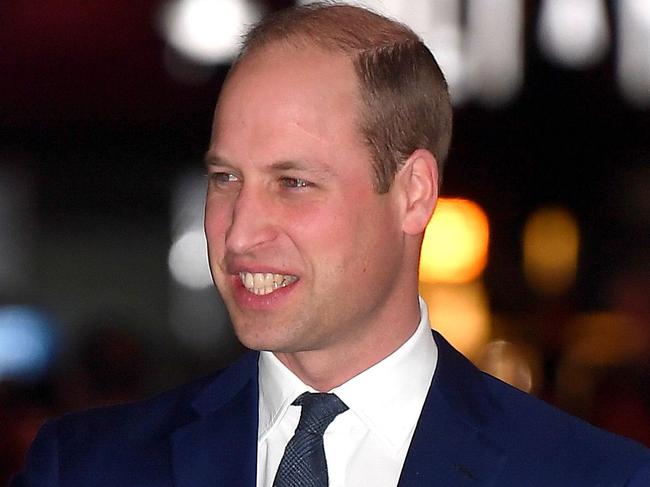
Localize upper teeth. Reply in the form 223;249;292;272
239;272;298;295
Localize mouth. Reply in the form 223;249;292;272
238;271;298;296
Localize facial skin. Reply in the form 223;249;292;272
205;44;437;390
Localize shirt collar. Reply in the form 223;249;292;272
258;297;438;452
258;345;313;441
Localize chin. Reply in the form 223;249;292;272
231;320;278;352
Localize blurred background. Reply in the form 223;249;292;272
1;0;649;481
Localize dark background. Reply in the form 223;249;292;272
1;0;647;309
1;0;649;481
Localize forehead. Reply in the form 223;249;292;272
223;42;359;105
210;44;365;162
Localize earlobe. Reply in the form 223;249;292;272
398;149;439;236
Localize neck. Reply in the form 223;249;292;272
274;295;422;391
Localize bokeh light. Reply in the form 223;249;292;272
299;0;467;103
465;0;524;106
0;306;58;383
169;171;213;290
419;198;489;284
523;206;579;296
169;170;234;354
168;229;213;290
563;312;649;366
160;0;262;65
617;0;650;107
538;0;610;68
420;281;490;359
555;311;650;420
478;340;536;393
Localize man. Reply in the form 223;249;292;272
14;3;650;486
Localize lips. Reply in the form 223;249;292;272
238;271;299;295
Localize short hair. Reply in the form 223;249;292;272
236;2;452;193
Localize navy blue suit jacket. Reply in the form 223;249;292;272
13;332;650;486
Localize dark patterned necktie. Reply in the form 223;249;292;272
273;392;349;487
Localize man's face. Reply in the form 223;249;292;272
205;45;408;357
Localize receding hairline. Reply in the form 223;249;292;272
221;2;453;191
236;3;421;62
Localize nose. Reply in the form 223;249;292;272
225;185;277;255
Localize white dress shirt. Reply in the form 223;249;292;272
256;297;438;487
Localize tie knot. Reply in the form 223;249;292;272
293;392;348;435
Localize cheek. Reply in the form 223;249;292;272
280;203;346;263
298;203;367;259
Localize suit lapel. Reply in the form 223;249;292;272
169;332;508;486
398;332;507;486
171;351;260;487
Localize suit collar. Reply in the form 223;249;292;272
428;330;497;427
190;350;259;415
171;351;260;487
398;331;507;486
169;332;509;486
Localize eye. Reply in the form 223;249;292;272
209;172;239;185
280;177;312;189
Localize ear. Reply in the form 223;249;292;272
395;149;439;236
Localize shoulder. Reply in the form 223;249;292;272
480;367;650;483
482;370;648;451
11;376;208;486
54;348;259;438
12;352;259;485
51;348;259;445
28;374;212;461
431;330;650;484
53;373;211;441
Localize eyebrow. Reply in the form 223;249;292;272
204;153;228;169
204;153;336;178
268;160;336;178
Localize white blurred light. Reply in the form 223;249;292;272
466;0;524;106
299;0;467;104
538;0;610;68
168;230;213;290
169;170;233;353
169;171;214;290
0;306;57;382
617;0;650;107
161;0;262;65
380;0;466;103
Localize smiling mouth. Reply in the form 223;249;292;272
239;272;298;295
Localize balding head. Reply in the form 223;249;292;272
229;2;452;192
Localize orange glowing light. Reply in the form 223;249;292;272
523;206;579;296
419;198;489;283
420;281;491;359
